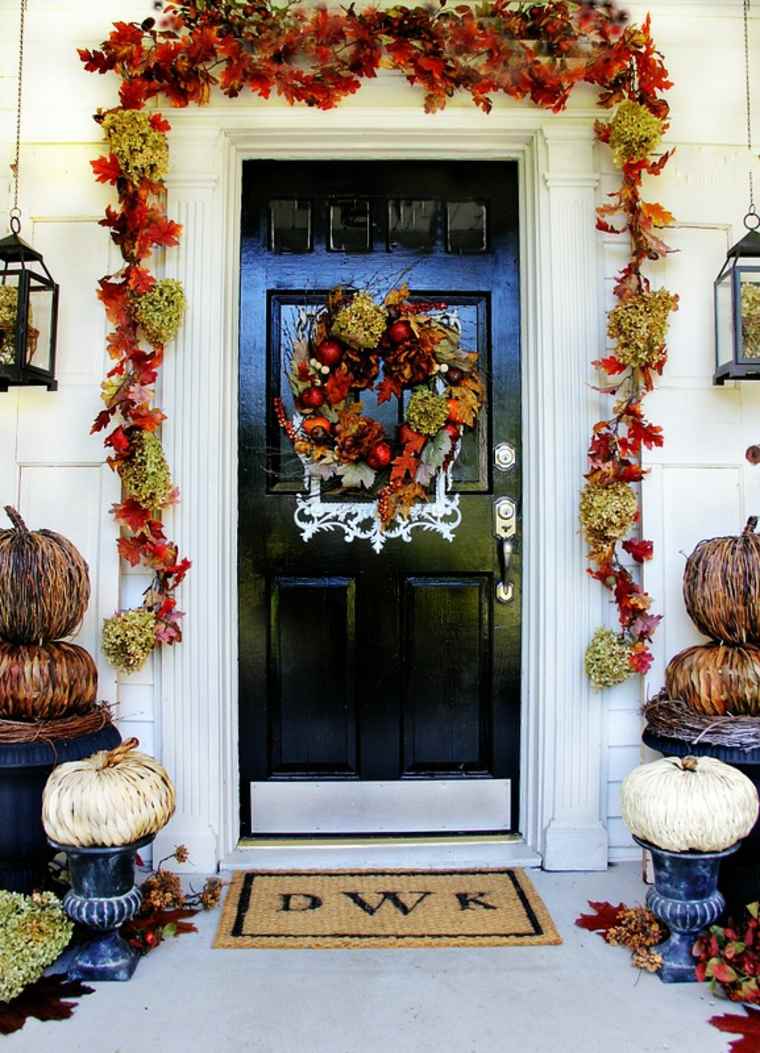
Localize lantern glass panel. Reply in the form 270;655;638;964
738;269;760;364
25;279;55;375
715;271;735;371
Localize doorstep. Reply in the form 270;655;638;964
222;835;542;871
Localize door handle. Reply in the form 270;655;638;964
493;497;516;605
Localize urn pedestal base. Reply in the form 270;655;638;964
48;834;154;983
634;836;740;983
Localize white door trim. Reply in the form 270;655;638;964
151;102;608;872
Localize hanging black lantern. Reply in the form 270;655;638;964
0;217;59;392
714;220;760;384
0;0;58;394
715;0;760;385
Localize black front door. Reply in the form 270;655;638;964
238;160;521;837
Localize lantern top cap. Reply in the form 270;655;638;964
728;228;760;259
0;230;44;265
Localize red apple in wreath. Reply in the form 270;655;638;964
366;441;393;470
315;339;344;368
387;319;413;344
301;386;325;410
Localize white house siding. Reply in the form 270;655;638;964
0;0;756;864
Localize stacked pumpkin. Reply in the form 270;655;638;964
0;506;97;722
666;517;760;715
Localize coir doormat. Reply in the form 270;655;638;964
214;869;562;949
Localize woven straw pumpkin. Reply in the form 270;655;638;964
0;506;90;644
683;517;760;645
42;738;175;847
622;755;759;852
0;641;97;720
665;642;760;715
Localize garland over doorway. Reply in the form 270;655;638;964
80;0;676;684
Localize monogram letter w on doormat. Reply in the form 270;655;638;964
214;870;561;949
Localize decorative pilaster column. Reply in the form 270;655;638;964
152;134;229;873
527;126;608;870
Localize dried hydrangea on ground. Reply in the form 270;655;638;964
0;891;72;1004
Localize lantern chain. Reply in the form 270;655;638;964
10;0;26;235
744;0;759;228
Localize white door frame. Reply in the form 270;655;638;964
151;101;608;872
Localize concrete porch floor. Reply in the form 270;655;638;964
6;862;732;1053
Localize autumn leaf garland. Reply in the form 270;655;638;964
81;1;675;683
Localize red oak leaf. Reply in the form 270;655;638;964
325;367;352;406
104;425;131;454
390;450;420;485
593;355;627;375
112;499;151;533
91;408;116;434
377;377;402;404
710;1007;760;1052
575;901;625;934
120;78;149;110
118;534;146;566
0;974;94;1036
77;47;115;74
149;113;172;133
127;266;156;295
91;154;122;185
629;644;654;675
129;406;167;431
621;538;654;563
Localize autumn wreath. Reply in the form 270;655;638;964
274;285;484;528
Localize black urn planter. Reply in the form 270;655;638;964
0;722;121;893
643;729;760;915
48;834;154;983
634;835;740;983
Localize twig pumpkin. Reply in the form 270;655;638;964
0;507;90;644
42;738;175;848
665;642;760;716
0;641;97;720
683;517;760;645
622;755;759;852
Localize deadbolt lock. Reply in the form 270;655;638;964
494;442;516;472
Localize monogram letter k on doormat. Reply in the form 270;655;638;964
214;869;562;949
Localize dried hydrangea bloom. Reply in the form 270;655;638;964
608;100;664;167
118;431;174;513
608;289;679;368
0;891;72;1004
134;279;186;346
102;109;169;185
584;628;632;690
102;608;157;674
742;283;760;359
579;481;638;545
406;388;449;436
0;286;16;365
331;292;387;349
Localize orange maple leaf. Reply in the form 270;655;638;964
91;154;122;184
641;201;675;228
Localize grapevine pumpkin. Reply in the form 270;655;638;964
0;506;90;644
0;641;97;720
622;755;758;853
683;516;760;645
42;738;175;848
665;642;760;716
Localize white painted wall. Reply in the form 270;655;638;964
0;0;755;864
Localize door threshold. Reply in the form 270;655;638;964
222;835;542;872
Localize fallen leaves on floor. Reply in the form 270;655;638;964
710;1007;760;1051
0;974;94;1036
574;900;626;934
